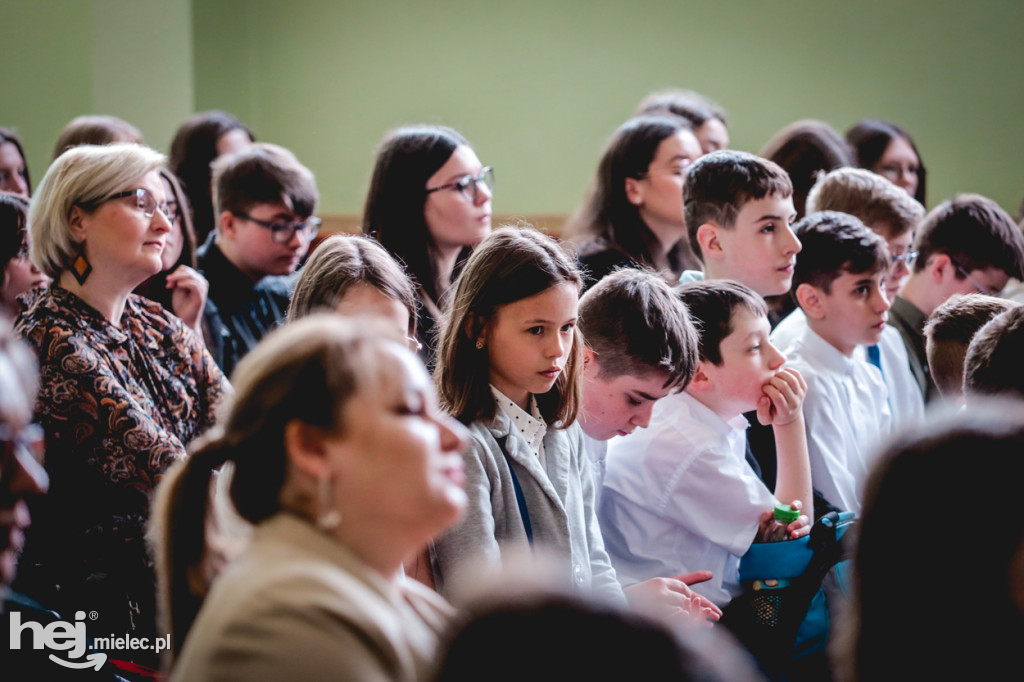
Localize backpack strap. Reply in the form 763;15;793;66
496;435;534;547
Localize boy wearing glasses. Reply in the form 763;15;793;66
772;167;926;425
888;194;1024;403
199;143;320;375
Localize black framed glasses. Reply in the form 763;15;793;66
949;258;1000;296
233;212;322;244
82;188;174;222
425;167;494;203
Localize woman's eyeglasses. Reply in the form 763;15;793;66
425;167;495;203
77;188;174;222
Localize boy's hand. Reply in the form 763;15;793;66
624;571;723;623
757;367;807;427
757;499;811;540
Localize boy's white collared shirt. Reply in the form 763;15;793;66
599;390;775;607
782;325;893;514
772;308;924;427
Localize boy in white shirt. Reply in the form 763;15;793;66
772;167;925;426
599;280;812;607
783;212;893;513
577;267;725;620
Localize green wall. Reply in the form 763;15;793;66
4;1;1024;220
0;0;192;187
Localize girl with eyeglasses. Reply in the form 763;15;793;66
846;119;928;207
362;125;493;368
12;143;228;673
565;115;703;290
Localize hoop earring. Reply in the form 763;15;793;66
316;473;341;531
70;242;92;285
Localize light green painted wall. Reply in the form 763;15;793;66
0;0;192;185
4;1;1024;221
190;0;1024;220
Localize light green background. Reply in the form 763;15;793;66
3;0;1023;220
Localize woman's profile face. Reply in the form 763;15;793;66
423;145;492;252
160;175;185;271
628;129;702;235
215;128;252;157
0;143;29;198
2;233;48;309
325;344;468;539
74;169;172;285
695;118;729;155
874;136;919;198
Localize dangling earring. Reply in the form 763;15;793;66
69;242;92;285
316;473;341;531
475;339;485;350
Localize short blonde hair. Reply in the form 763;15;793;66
805;167;924;238
30;143;165;279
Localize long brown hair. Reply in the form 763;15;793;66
435;225;583;427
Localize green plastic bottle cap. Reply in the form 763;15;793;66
773;504;800;523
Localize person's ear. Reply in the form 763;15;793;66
465;312;488;349
68;205;87;241
688;361;713;392
929;253;953;285
582;346;599;376
624;177;644;206
696;223;723;261
219;210;237;240
795;283;826;320
283;420;331;479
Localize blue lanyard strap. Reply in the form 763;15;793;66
496;436;534;547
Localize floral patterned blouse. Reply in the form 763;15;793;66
14;285;229;586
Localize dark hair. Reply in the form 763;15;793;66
362;125;470;307
0;127;31;197
759;120;853;220
805;167;924;239
565;115;697;276
134;168;200;310
635;88;727;127
52;115;144;159
912;194;1024;279
924;294;1018;398
840;399;1024;682
152;315;399;662
963;306;1024;401
674;279;767;366
436;226;583;426
683;150;793;261
0;192;30;278
845;119;927;206
169;110;254;242
578;267;698;390
792;211;890;295
211;143;318;220
435;592;764;682
287;233;418;336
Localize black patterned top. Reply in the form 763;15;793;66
14;285;229;588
